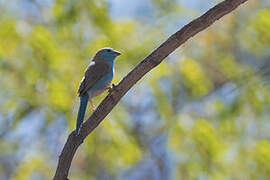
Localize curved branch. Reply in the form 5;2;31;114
53;0;248;179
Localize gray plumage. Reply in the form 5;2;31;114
77;60;110;96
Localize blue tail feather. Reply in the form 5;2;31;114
76;94;88;133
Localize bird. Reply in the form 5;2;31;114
75;48;121;133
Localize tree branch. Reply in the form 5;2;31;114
53;0;248;179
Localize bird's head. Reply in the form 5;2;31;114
95;48;121;62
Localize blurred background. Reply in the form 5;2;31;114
0;0;270;179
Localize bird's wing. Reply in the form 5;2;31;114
78;60;110;96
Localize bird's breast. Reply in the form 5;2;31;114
87;69;113;98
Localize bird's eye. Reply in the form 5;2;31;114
107;49;111;52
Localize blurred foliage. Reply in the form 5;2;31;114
0;0;270;179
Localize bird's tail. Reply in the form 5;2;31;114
76;94;88;133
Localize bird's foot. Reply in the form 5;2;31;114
108;84;117;94
89;99;96;111
91;105;96;111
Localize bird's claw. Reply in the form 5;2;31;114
108;87;113;93
108;84;117;93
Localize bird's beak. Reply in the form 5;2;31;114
114;51;121;56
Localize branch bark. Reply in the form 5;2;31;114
53;0;248;179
